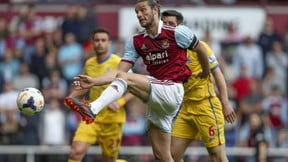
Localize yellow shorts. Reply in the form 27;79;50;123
172;97;225;148
73;121;124;158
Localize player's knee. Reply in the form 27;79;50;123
153;151;173;162
69;145;86;159
208;150;228;162
171;153;182;162
207;145;228;162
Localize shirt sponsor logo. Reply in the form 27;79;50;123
145;50;169;65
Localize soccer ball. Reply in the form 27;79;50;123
16;87;45;116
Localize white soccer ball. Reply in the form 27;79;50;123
16;87;45;116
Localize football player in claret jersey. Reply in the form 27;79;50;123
65;28;133;162
161;10;236;162
64;0;210;161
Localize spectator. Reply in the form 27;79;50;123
0;48;20;82
0;82;20;124
42;69;68;102
77;5;97;44
262;85;288;138
0;82;20;162
17;5;44;64
61;4;81;43
12;62;40;91
43;27;63;52
122;98;146;146
272;128;288;162
29;37;49;86
222;22;245;44
257;16;282;68
44;49;60;75
261;66;282;96
233;35;263;79
57;32;83;85
0;17;9;60
232;65;253;104
39;98;67;162
238;113;272;162
0;110;19;162
17;113;41;162
202;29;222;58
221;22;244;68
238;79;264;126
266;40;288;95
283;24;288;53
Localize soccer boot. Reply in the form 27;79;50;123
64;97;95;124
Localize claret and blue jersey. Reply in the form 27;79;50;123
121;21;199;83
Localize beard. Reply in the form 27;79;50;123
140;12;155;29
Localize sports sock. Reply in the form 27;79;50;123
90;78;127;114
68;159;80;162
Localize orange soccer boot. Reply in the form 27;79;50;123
64;97;95;124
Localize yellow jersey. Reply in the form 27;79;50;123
84;54;126;123
183;41;219;102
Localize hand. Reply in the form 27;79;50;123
108;101;121;111
73;75;95;89
222;102;237;123
71;81;83;90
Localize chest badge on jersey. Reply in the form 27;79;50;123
161;39;170;49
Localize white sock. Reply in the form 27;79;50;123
90;78;127;114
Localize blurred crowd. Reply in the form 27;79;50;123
2;0;287;6
0;0;237;5
0;3;287;162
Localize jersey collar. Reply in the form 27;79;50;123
144;20;163;38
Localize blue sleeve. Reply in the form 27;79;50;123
175;25;199;49
122;37;139;63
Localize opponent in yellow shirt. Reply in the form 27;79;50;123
66;28;132;162
162;10;236;162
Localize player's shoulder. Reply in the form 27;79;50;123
85;56;97;65
199;41;214;56
162;24;176;31
175;24;192;32
133;30;145;38
110;54;122;61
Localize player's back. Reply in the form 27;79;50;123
84;54;126;123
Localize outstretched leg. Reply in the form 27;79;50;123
65;71;151;124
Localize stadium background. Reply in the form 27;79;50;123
0;0;287;162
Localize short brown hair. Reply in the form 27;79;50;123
91;28;110;40
161;10;184;25
136;0;161;17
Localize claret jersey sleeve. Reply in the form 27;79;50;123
174;25;199;49
121;37;139;64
